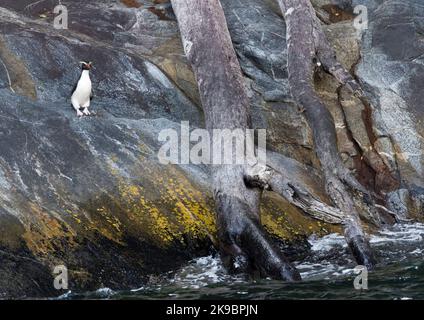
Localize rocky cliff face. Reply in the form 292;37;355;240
354;0;424;217
0;0;422;298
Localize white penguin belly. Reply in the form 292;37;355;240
72;73;92;107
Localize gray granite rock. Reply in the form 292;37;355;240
355;0;424;211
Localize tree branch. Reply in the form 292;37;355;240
171;0;301;280
278;0;377;268
245;165;344;224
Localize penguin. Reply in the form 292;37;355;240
71;61;93;117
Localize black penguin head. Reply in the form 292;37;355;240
80;61;93;70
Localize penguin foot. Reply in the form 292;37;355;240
76;110;84;117
83;108;91;116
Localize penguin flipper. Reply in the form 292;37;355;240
71;82;78;96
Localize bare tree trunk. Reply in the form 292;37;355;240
277;0;376;268
171;0;300;281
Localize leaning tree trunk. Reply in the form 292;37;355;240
171;0;300;281
277;0;376;268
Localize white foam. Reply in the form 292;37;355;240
160;223;424;286
297;223;424;280
95;287;115;297
56;290;72;300
170;255;243;289
308;233;347;252
370;223;424;245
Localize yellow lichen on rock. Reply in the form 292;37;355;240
261;192;340;240
106;156;216;248
21;202;77;258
